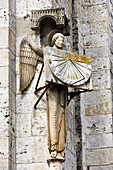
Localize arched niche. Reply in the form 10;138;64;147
31;8;70;47
40;17;57;47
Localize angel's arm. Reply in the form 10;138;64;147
25;36;43;57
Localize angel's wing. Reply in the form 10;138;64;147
19;36;43;92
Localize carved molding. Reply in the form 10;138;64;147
31;8;66;30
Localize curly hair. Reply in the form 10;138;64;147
51;33;64;46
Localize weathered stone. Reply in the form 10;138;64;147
87;148;113;165
9;67;16;93
9;29;16;54
16;114;31;137
84;33;108;48
0;66;8;88
87;133;113;149
0;49;9;67
0;87;9;108
16;136;49;164
82;4;107;23
85;46;109;58
82;90;112;105
9;89;16;112
92;69;111;89
90;165;113;170
86;114;112;135
17;163;49;170
0;28;9;48
0;9;9;28
85;102;112;116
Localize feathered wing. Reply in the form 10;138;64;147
19;36;43;92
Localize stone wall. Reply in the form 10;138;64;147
1;0;113;169
0;0;16;169
80;0;112;169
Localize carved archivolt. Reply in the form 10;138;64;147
19;36;43;92
31;8;66;30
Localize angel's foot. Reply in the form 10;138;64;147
51;150;57;158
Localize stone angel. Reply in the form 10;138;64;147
19;31;92;160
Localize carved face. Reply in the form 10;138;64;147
54;36;64;49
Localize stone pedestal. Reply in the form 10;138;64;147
47;157;65;170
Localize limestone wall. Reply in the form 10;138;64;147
1;0;113;169
80;0;112;169
0;0;16;169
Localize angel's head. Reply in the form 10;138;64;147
52;33;64;49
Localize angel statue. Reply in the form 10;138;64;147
19;30;92;160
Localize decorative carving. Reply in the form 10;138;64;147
31;8;65;30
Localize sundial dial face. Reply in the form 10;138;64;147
45;46;92;87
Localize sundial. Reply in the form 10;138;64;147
45;46;92;88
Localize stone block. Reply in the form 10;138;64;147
9;11;16;35
86;114;112;135
17;163;49;170
0;9;9;28
16;0;27;18
27;0;52;12
0;109;9;134
67;110;76;135
16;92;46;114
84;33;108;48
90;165;113;170
9;110;16;136
66;129;72;152
71;134;76;154
85;102;112;116
16;20;33;38
16;114;31;137
0;49;9;67
91;57;110;71
62;148;76;170
82;90;111;106
82;4;107;23
9;0;16;15
92;69;111;89
0;0;8;9
16;93;35;114
9;133;16;162
9;29;16;54
82;23;90;36
0;66;8;88
87;133;113;149
82;0;106;6
9;50;16;72
0;137;8;159
85;46;109;58
0;108;15;138
0;87;9;108
9;89;16;112
31;111;47;136
87;148;113;165
16;136;49;164
9;160;16;170
0;28;9;48
0;159;8;169
9;67;16;93
90;20;107;34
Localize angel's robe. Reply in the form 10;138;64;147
46;84;67;154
